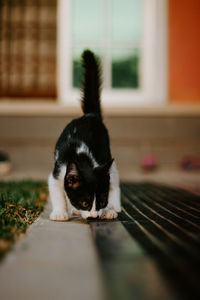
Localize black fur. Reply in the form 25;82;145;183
81;50;102;118
53;50;112;212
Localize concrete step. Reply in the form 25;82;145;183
0;115;200;173
0;201;105;300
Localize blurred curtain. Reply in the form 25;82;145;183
0;0;57;98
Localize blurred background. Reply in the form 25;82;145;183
0;0;200;187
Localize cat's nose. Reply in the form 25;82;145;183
90;212;98;218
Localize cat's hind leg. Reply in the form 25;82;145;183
48;165;69;221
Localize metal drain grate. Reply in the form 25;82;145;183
120;183;200;299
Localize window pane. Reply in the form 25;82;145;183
72;0;103;42
111;0;143;43
112;49;140;88
72;48;101;88
72;49;82;88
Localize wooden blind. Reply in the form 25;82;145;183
0;0;57;98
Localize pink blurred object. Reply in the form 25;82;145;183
180;156;200;171
141;155;157;171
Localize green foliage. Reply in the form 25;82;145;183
73;54;139;89
112;54;139;88
73;60;83;88
0;180;48;259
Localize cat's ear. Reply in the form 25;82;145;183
95;158;114;176
66;163;81;189
67;163;79;176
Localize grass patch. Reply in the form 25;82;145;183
0;180;48;259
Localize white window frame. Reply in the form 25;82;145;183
57;0;168;107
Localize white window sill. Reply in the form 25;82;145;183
0;98;200;117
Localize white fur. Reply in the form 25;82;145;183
48;165;69;221
89;196;98;218
100;161;121;220
55;150;59;161
80;197;98;219
77;142;99;167
108;161;121;212
81;162;121;220
100;208;118;220
81;211;93;219
71;208;81;216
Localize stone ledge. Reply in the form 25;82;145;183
0;201;105;300
0;100;200;116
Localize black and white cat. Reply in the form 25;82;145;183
48;50;121;220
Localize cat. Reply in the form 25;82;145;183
48;50;121;220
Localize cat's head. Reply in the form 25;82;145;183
64;154;113;218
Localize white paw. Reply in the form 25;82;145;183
50;210;69;221
100;209;118;220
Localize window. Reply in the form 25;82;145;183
57;0;167;107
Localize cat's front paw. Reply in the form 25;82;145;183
50;210;69;221
100;209;118;220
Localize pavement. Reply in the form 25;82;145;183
1;170;200;300
0;199;175;300
0;201;105;300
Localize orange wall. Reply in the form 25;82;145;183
169;0;200;103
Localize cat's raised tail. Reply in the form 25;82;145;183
81;50;102;119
